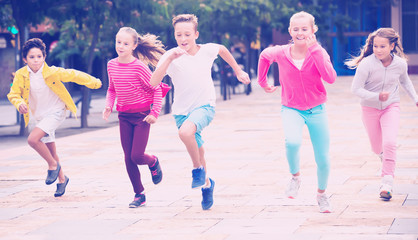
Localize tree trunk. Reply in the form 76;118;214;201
244;38;252;95
80;22;100;128
11;0;29;136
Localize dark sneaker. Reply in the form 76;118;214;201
201;178;215;210
54;175;69;197
46;163;61;185
191;168;206;188
129;193;146;208
149;158;162;184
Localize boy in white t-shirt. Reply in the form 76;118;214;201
151;14;250;210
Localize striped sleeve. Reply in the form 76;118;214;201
106;58;163;117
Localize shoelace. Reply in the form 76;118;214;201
289;179;300;190
317;195;329;207
151;170;158;176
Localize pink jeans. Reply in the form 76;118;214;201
361;103;400;177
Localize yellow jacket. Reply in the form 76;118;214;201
7;63;102;127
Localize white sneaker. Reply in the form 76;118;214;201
380;175;393;201
317;193;331;213
285;177;301;199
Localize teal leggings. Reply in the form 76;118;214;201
281;104;330;190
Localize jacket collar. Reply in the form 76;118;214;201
283;44;309;68
20;62;52;80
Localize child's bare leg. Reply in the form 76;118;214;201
198;146;210;185
46;142;65;183
27;127;58;170
178;121;201;168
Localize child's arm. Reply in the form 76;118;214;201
351;62;380;101
399;62;418;106
144;86;163;124
7;75;28;114
257;46;279;93
55;67;102;89
150;48;187;86
307;38;337;84
218;45;250;84
103;73;116;121
141;68;164;123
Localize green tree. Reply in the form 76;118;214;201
47;0;167;127
0;0;57;136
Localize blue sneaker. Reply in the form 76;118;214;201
201;178;215;210
129;193;146;208
45;163;61;185
191;168;206;188
149;157;162;184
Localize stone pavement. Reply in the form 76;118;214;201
0;76;417;240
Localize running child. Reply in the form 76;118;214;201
257;11;337;213
8;38;102;197
103;27;170;208
345;28;418;201
150;14;250;210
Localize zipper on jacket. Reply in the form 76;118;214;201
381;68;387;109
299;71;308;106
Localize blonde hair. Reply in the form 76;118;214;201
289;11;318;33
172;14;198;32
117;27;165;67
345;28;406;69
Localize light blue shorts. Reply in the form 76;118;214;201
174;105;215;148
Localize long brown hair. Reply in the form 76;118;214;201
117;27;165;67
345;28;406;69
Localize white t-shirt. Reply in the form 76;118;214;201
292;58;304;70
28;64;66;120
158;43;220;115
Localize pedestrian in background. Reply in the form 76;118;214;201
103;27;170;208
257;11;337;213
150;14;250;210
346;28;418;201
7;38;102;197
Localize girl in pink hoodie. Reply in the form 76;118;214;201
257;11;337;213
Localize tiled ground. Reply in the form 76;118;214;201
0;76;417;240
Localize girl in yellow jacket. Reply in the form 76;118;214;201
7;38;102;197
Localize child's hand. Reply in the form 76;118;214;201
102;107;112;121
306;34;317;48
263;85;278;93
18;104;28;114
169;48;188;61
379;92;389;102
143;115;157;124
236;70;251;84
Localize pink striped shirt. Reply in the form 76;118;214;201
105;58;163;118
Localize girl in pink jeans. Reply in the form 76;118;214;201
346;28;418;200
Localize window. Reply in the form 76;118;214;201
402;0;418;53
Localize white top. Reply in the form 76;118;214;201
158;43;220;115
292;58;304;70
351;54;418;110
28;64;65;120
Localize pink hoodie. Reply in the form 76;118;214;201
258;43;337;110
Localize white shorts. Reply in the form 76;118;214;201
35;109;66;143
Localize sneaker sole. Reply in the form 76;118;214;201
129;202;146;208
192;181;206;189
